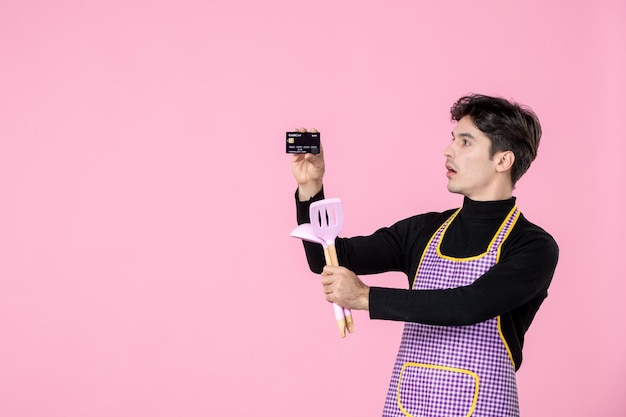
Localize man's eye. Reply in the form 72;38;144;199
463;139;470;146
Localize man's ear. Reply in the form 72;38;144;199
495;150;515;173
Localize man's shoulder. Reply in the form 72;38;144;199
510;212;559;253
515;212;557;238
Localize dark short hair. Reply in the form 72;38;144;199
450;94;542;185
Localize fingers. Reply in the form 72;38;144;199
321;266;336;301
294;127;317;133
304;149;324;162
321;265;346;301
319;266;369;310
322;281;335;303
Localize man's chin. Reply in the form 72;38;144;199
446;183;463;195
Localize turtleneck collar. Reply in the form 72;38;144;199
460;196;516;220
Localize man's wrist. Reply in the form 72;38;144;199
360;286;370;311
297;182;323;202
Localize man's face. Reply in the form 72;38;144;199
444;116;503;201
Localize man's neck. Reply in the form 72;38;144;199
462;183;513;201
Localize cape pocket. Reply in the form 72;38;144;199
397;362;479;417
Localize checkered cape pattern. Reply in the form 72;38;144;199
382;208;520;417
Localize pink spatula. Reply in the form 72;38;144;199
309;198;354;336
291;221;351;338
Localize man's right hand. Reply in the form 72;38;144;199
291;128;325;201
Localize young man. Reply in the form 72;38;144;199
291;94;559;417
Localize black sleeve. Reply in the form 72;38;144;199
295;189;436;275
368;227;559;326
295;191;559;331
295;188;327;273
333;218;421;276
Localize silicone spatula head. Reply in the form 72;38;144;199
309;198;344;246
290;223;326;246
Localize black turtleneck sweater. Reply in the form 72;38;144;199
296;189;559;370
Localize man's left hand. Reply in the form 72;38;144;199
321;265;370;311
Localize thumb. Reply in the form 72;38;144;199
322;265;342;276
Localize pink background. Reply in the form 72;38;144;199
1;1;624;416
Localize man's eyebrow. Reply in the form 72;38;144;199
452;131;476;140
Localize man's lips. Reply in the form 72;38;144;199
445;162;457;176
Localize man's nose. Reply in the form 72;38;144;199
443;142;454;158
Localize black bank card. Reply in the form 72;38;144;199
286;132;320;154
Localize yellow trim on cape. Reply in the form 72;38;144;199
436;205;520;261
411;208;461;289
410;204;521;369
498;315;516;369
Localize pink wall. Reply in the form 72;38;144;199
1;1;624;416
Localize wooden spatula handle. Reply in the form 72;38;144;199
323;246;347;337
326;244;354;335
322;246;333;266
344;310;354;334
